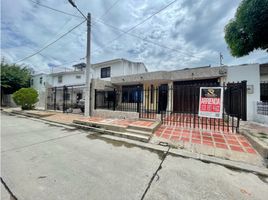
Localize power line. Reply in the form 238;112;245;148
94;18;215;63
29;0;83;19
15;20;86;63
93;0;178;54
99;0;121;19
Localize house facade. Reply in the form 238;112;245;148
31;58;148;110
31;59;268;124
91;63;268;124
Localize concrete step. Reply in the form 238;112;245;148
127;125;153;133
117;132;150;142
126;128;152;136
72;123;150;142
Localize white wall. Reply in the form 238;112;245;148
93;60;147;81
226;64;260;121
31;74;47;92
31;74;48;109
50;73;85;87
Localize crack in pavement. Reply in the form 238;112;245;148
1;177;18;200
141;146;170;200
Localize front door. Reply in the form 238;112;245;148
158;84;168;113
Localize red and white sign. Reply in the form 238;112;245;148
198;87;223;119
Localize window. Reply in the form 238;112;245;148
58;76;63;83
261;82;268;102
101;67;111;78
40;77;43;84
76;75;81;79
122;85;143;103
31;79;34;86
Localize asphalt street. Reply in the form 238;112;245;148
1;112;268;200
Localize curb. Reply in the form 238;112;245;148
3;110;268;177
240;128;268;160
2;110;75;129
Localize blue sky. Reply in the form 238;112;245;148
1;0;268;73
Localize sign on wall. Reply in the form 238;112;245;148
198;87;223;119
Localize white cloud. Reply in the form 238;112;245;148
1;0;268;73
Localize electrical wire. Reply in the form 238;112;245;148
15;20;86;63
29;0;83;19
93;0;178;54
99;0;121;19
93;18;215;63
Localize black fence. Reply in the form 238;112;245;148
47;84;85;113
257;101;268;115
94;81;247;132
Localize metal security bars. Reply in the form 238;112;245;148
257;101;268;115
47;84;85;113
94;81;247;133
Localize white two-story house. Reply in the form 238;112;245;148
92;58;147;81
31;58;147;110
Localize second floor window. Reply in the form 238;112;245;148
101;67;111;78
58;76;63;83
40;77;43;84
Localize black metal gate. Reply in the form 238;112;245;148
47;84;85;114
224;81;247;121
162;81;247;132
93;81;247;132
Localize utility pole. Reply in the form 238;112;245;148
219;52;223;66
84;13;91;116
68;0;91;116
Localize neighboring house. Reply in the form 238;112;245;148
31;58;148;110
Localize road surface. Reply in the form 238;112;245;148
1;112;268;200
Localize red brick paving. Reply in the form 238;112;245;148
77;116;154;128
154;125;257;154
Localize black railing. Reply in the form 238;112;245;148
94;81;247;133
47;84;85;113
257;101;268;116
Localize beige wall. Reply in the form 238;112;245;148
92;109;139;119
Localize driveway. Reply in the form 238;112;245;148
1;112;268;200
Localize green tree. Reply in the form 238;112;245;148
224;0;268;57
1;59;32;95
12;88;38;110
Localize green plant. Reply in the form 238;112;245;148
12;88;39;110
224;0;268;57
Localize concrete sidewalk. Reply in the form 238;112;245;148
151;125;264;166
3;108;266;166
240;121;268;160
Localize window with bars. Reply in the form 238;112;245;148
122;85;143;103
101;67;111;78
